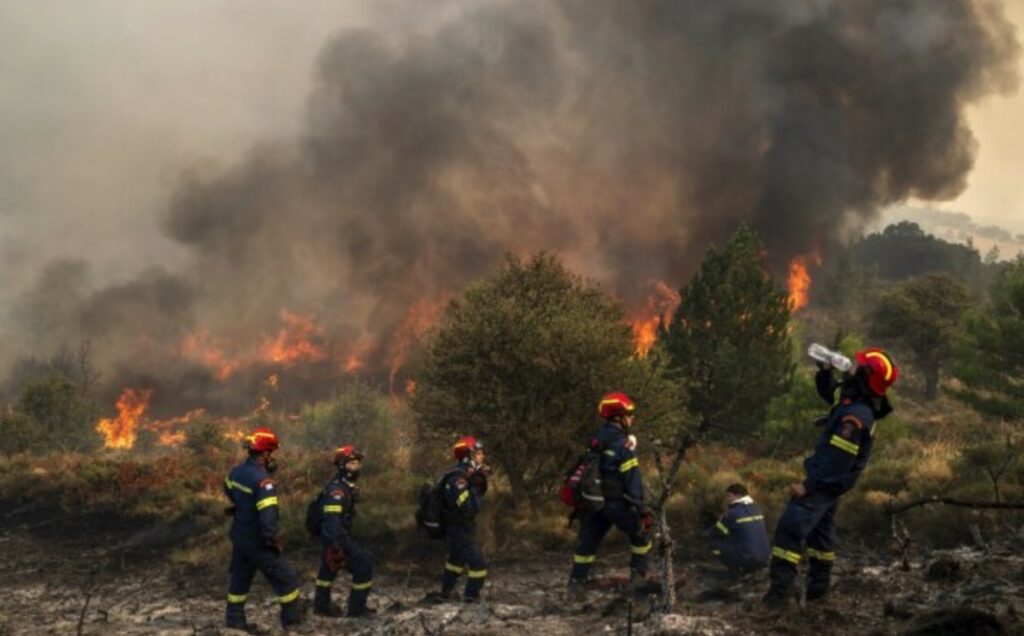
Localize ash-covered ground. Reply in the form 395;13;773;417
1;503;1022;635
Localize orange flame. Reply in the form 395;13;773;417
390;296;448;393
787;251;822;311
158;430;187;446
96;388;152;449
260;311;328;367
181;330;242;380
629;281;681;357
405;379;417;396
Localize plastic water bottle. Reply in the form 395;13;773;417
807;343;852;372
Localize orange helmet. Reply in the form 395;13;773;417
333;443;364;466
855;348;899;396
453;436;483;460
244;427;280;453
599;392;635;420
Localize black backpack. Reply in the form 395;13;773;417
559;445;605;513
305;491;324;538
415;479;446;540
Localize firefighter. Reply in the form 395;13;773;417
567;392;653;595
223;427;302;631
762;348;899;606
430;436;489;603
313;444;375;618
707;483;770;574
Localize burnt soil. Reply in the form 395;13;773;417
1;501;1022;635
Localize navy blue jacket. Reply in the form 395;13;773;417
441;459;485;526
708;497;770;569
320;473;358;550
596;421;645;509
224;456;280;545
803;369;881;496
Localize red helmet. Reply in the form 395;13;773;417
333;443;364;465
244;427;280;453
855;348;899;396
599;392;635;420
453;436;483;460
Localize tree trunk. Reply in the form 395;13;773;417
655;507;675;612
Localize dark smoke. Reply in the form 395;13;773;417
4;0;1019;411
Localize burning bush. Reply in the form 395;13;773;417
410;252;686;497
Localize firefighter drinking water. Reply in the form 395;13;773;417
763;347;899;606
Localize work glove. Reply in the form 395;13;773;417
265;537;283;554
326;546;347;572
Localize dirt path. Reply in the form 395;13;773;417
1;508;1022;635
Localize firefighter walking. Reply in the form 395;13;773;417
431;436;490;603
313;444;375;618
223;427;302;631
763;348;899;606
567;392;653;594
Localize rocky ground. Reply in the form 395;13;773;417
1;502;1023;635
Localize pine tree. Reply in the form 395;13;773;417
661;226;793;439
952;257;1024;419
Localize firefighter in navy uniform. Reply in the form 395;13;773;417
707;483;770;574
223;427;302;631
763;348;899;606
313;444;375;618
568;392;654;593
431;436;489;603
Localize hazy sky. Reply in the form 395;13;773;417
1;0;1021;301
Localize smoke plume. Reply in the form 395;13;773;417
4;0;1020;413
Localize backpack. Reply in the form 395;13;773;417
559;445;605;512
305;491;324;538
415;479;446;540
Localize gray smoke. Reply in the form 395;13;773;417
5;0;1020;410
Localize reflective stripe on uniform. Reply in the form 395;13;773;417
323;504;343;514
351;580;373;590
467;569;488;579
456;490;470;506
712;549;721;556
631;542;652;555
573;554;596;564
227;593;247;603
807;548;836;562
715;520;730;535
256;496;279;510
278;589;300;604
619;457;639;473
771;546;802;564
315;579;333;588
225;478;253;494
829;435;859;455
445;562;464;574
736;515;764;523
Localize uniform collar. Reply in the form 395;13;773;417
730;496;754;506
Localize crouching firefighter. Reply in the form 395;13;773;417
568;393;654;594
708;483;770;575
313;444;375;618
431;436;489;603
223;427;302;631
763;348;899;606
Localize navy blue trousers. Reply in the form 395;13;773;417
314;539;373;614
225;542;300;627
768;492;838;599
440;524;488;599
569;501;651;582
